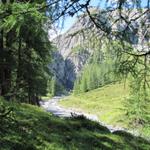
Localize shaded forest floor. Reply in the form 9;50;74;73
0;98;150;150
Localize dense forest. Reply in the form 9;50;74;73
0;0;53;105
0;0;150;149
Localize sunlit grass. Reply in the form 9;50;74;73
1;98;150;150
60;82;129;126
59;82;150;138
41;93;53;101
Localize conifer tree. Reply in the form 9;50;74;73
0;1;52;104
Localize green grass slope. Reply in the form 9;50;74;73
60;83;129;126
59;82;150;137
0;98;150;150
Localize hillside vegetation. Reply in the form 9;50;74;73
59;82;150;138
1;98;150;150
1;1;150;149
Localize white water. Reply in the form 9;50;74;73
40;96;150;141
40;94;150;142
40;96;128;133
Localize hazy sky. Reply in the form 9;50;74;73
60;0;102;33
49;0;149;39
49;0;101;39
59;0;148;33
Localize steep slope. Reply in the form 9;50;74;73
50;9;150;91
1;98;150;150
59;82;150;138
50;16;93;89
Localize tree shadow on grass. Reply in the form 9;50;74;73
1;106;150;150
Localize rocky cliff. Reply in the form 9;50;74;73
50;15;94;89
50;9;150;90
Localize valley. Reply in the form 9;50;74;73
59;82;150;138
1;98;150;150
1;1;150;149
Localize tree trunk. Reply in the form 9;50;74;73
0;31;11;97
16;37;22;89
0;30;4;96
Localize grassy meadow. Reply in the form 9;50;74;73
1;98;150;150
59;82;150;138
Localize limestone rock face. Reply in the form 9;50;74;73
49;52;66;85
51;16;92;89
50;10;150;90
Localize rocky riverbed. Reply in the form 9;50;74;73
40;96;131;133
40;96;150;141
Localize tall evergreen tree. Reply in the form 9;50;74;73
0;1;52;104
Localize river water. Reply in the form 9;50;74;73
40;96;128;133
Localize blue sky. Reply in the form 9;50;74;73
59;0;149;33
59;0;102;33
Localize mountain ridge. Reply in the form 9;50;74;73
50;9;150;91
